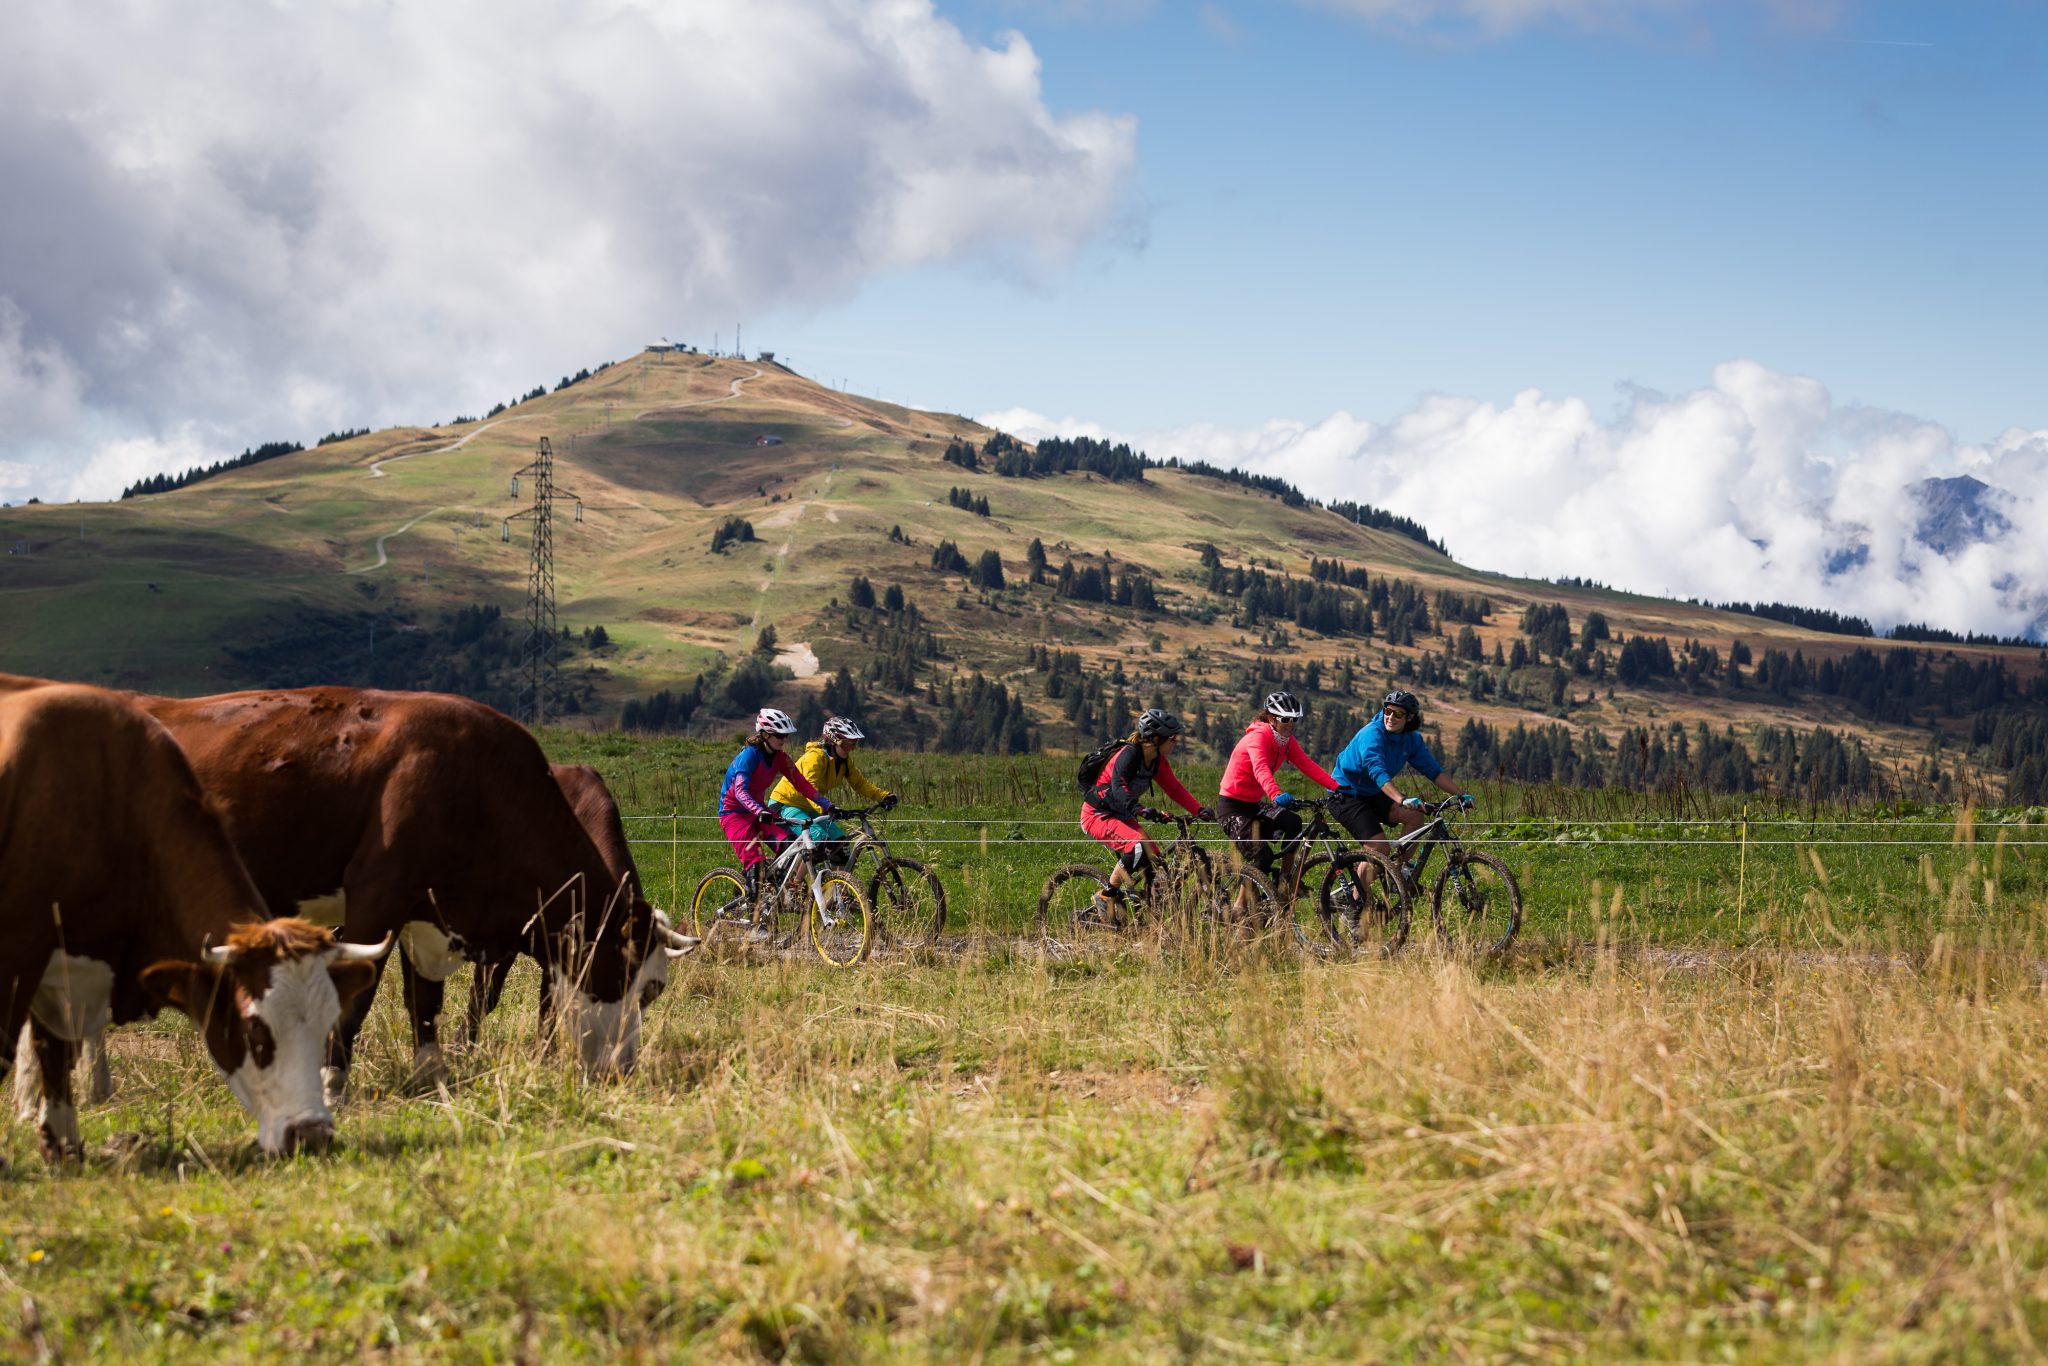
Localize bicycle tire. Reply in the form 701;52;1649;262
807;872;875;966
688;867;754;946
1037;864;1123;947
1147;845;1217;938
1431;850;1522;956
1277;851;1333;953
1206;865;1291;948
1318;851;1413;957
867;856;948;946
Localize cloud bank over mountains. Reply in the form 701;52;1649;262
0;0;1136;502
984;360;2048;641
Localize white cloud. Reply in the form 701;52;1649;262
981;360;2048;640
0;0;1137;500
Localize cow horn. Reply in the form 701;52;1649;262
657;923;701;958
330;932;395;962
204;943;243;965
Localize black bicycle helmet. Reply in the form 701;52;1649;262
1381;690;1421;725
1262;690;1304;720
1135;707;1185;741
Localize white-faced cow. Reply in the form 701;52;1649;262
124;686;694;1100
0;677;388;1159
464;763;663;1042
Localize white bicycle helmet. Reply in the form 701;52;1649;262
754;707;798;736
822;716;866;742
1262;690;1305;721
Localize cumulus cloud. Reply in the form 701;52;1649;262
0;0;1137;501
982;361;2048;640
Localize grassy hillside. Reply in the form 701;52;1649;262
2;350;2042;801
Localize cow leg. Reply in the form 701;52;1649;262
18;1025;113;1114
399;948;450;1090
12;1021;36;1124
83;1030;112;1105
28;1020;81;1161
325;951;391;1108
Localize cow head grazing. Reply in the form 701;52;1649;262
551;899;697;1079
140;920;390;1156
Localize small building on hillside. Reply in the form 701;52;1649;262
755;434;784;447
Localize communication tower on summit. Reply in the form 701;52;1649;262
503;436;585;726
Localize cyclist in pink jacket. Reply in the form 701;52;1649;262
1216;691;1338;885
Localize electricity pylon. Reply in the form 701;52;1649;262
504;436;584;726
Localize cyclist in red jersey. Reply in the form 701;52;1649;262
1216;691;1338;888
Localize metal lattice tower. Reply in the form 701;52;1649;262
504;436;583;726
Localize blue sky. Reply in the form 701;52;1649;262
769;0;2045;443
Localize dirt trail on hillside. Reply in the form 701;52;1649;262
367;414;531;479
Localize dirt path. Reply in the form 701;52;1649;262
348;507;448;574
367;415;531;479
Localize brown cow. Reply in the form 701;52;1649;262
124;686;693;1098
0;677;388;1158
464;763;658;1041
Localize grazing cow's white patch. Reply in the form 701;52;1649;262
30;951;115;1040
295;889;347;929
399;921;466;981
221;954;348;1156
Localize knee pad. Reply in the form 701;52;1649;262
1119;845;1148;875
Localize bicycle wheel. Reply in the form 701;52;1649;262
1319;851;1412;957
1432;851;1522;956
1206;865;1289;947
689;868;754;946
806;872;875;966
1037;865;1125;948
867;856;948;947
1276;852;1332;955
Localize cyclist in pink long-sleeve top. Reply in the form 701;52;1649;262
1215;691;1338;884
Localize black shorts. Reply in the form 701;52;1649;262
1216;795;1302;874
1330;790;1396;842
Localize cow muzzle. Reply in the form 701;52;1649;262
279;1116;335;1156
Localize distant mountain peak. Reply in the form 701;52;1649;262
1912;475;2013;556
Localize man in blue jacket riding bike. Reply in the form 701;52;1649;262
1329;690;1475;861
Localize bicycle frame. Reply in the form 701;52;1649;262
1390;798;1467;881
763;820;840;917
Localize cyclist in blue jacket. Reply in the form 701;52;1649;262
1329;690;1474;861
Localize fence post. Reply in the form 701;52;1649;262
669;806;679;909
1737;803;1748;918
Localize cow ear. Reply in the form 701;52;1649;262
327;960;379;1012
140;961;224;1022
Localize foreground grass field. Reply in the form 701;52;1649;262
5;739;2046;1360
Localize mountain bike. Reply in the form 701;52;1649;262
689;815;876;966
1390;797;1523;955
1036;812;1279;949
835;805;949;946
1252;799;1413;957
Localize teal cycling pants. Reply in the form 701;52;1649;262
776;805;846;843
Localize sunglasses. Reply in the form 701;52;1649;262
1383;707;1409;719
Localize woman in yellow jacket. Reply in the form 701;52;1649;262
768;716;898;860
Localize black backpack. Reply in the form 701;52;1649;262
1076;739;1125;793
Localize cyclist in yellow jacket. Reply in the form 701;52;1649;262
768;716;898;861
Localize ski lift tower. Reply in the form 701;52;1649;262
503;436;585;726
